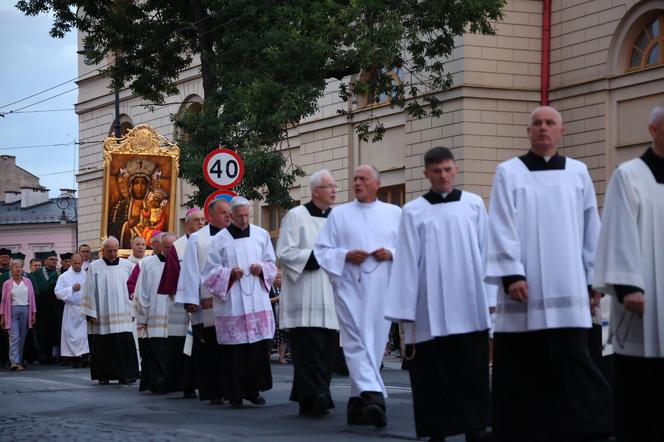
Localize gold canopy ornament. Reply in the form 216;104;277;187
99;124;180;256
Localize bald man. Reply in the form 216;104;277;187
487;106;612;442
81;236;138;384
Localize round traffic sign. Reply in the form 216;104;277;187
202;148;244;189
203;189;237;220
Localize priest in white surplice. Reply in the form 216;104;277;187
202;196;277;408
176;200;231;404
385;147;492;441
54;254;89;367
593;105;664;442
135;233;177;394
277;169;339;416
315;165;401;428
487;106;611;442
81;236;138;384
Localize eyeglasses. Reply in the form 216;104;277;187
315;184;338;190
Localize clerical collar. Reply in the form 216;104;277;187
305;201;331;218
227;223;250;239
519;150;566;171
209;224;222;236
355;198;379;207
423;188;462;204
103;257;120;266
157;253;167;263
641;147;664;184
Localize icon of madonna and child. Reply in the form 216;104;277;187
107;157;170;249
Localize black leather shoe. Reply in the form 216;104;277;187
311;394;330;415
183;390;197;399
119;377;136;385
365;404;387;428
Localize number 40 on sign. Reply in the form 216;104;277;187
202;148;244;189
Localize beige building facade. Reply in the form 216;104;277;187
75;0;664;246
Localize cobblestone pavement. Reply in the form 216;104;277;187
0;356;466;441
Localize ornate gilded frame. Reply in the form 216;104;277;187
100;124;180;257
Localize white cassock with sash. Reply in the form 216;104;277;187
81;258;135;335
486;155;600;331
135;255;169;338
593;153;664;358
176;225;217;328
277;205;338;330
202;225;278;345
314;199;401;397
54;268;89;357
385;190;491;342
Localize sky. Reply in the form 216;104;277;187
0;4;81;197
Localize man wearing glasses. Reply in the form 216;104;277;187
277;169;340;416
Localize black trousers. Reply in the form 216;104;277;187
407;330;490;439
89;332;139;381
288;327;337;410
220;339;272;400
165;336;193;392
492;328;612;442
193;325;224;401
138;337;168;392
614;354;664;442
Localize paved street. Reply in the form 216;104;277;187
0;356;466;441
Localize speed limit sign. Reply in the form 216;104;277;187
202;148;244;189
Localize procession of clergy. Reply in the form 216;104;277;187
1;104;662;442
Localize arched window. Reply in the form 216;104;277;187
628;15;664;70
173;96;203;142
357;66;405;108
108;115;133;137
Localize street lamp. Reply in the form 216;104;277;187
57;192;79;247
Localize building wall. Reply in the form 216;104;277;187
76;0;664;243
0;156;40;195
0;224;77;259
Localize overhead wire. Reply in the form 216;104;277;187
0;9;223;112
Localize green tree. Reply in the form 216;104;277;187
17;0;505;207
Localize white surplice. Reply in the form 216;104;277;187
593;155;664;357
135;255;170;338
314;199;401;397
276;205;338;330
385;191;491;343
176;225;218;328
81;258;135;335
202;224;278;345
486;156;600;332
54;268;90;356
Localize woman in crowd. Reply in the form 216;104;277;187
0;260;37;371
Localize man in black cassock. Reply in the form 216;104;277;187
29;250;63;364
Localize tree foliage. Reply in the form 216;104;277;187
17;0;505;207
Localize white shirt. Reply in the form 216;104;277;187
11;280;28;306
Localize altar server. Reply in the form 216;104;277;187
81;236;138;384
54;254;89;366
487;106;611;442
277;169;339;416
385;147;492;441
176;199;231;404
202;196;277;408
315;165;401;427
593;104;664;442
